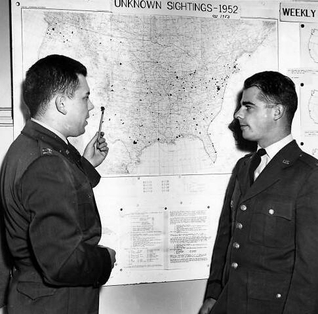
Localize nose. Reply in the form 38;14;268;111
234;106;243;120
88;99;94;111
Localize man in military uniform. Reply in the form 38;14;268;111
199;71;318;314
0;54;116;314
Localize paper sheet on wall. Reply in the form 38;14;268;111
288;22;318;158
94;175;229;285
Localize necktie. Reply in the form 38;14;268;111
249;148;266;185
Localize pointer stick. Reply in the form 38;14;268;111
97;106;105;148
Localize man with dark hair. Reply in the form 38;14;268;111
199;71;318;314
0;54;116;314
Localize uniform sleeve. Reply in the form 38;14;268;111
283;169;318;313
81;157;101;187
204;165;238;300
20;155;112;287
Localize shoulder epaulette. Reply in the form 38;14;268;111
299;152;318;168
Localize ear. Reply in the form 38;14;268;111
55;95;67;115
273;104;285;121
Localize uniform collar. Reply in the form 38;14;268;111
258;134;293;161
31;117;68;144
22;119;69;153
22;119;83;167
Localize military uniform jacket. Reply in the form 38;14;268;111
0;208;11;308
0;120;113;314
204;140;318;314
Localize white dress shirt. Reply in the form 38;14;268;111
254;134;293;180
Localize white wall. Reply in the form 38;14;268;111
0;0;14;157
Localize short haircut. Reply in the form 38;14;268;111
23;54;87;117
243;71;298;125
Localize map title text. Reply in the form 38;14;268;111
113;0;240;19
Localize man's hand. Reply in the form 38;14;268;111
83;132;109;167
198;298;216;314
